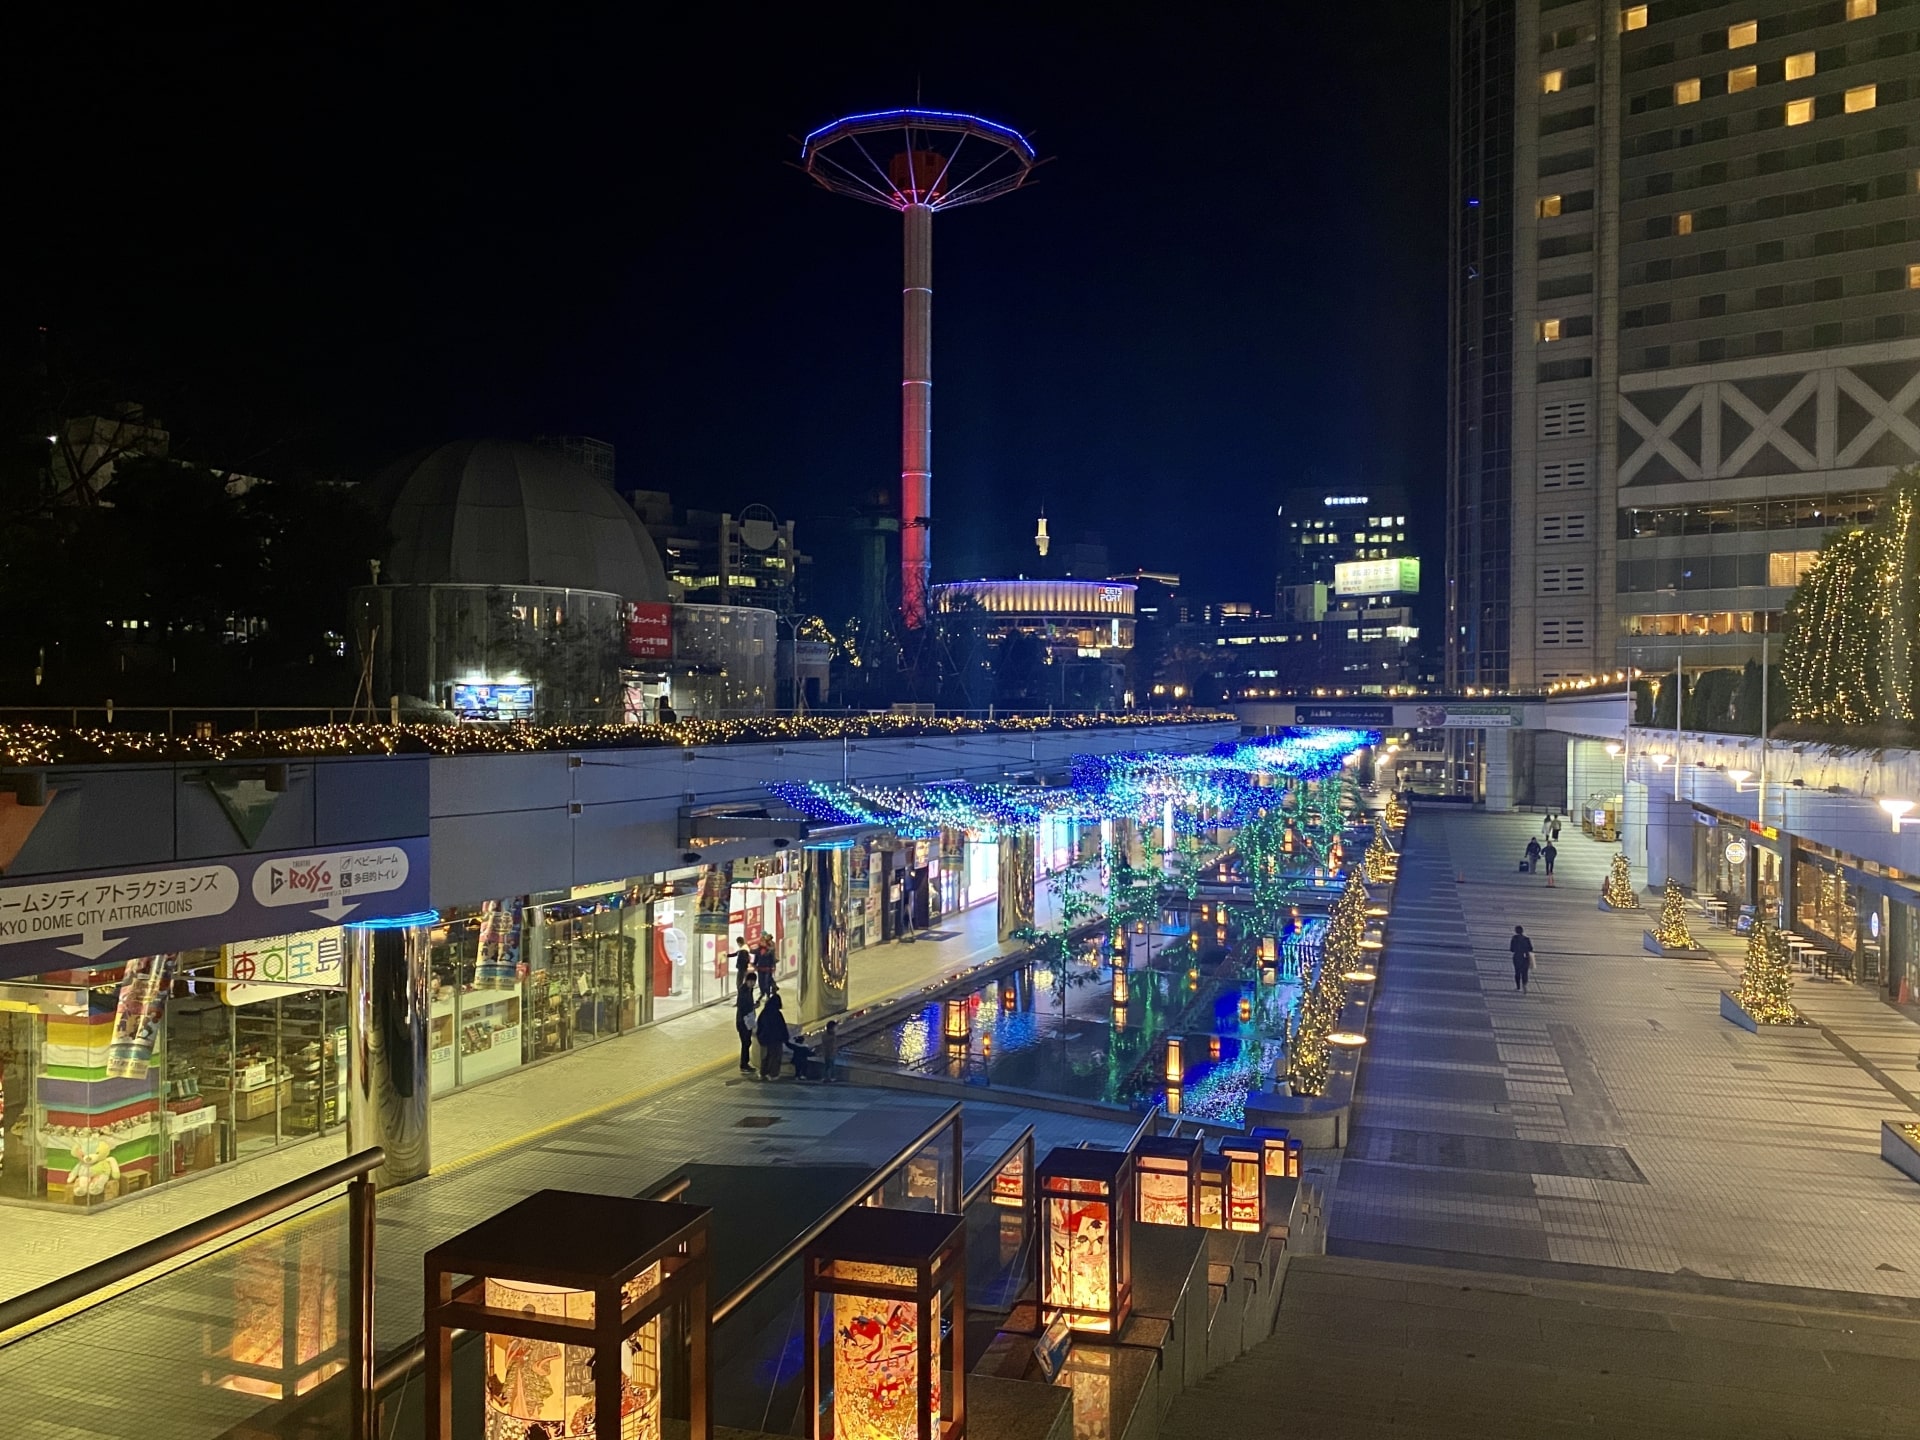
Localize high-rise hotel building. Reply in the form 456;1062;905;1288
1448;0;1920;693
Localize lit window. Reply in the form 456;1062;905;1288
1908;264;1920;290
1729;65;1757;93
1845;84;1877;114
1538;193;1563;218
1675;212;1694;235
1768;551;1821;586
1538;318;1563;342
1728;20;1758;47
1846;0;1875;17
1786;98;1813;126
1543;69;1565;94
1785;51;1815;80
1675;77;1701;105
1623;5;1648;30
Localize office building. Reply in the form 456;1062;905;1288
1447;0;1920;695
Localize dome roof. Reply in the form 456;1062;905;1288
364;439;669;601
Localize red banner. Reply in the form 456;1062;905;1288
626;602;673;659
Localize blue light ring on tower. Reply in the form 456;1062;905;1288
801;109;1037;164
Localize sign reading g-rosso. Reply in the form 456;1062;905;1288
251;846;411;924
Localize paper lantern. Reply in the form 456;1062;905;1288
1197;1155;1225;1230
1163;1036;1184;1085
1036;1146;1134;1335
1132;1135;1203;1227
1219;1139;1264;1234
805;1208;965;1440
424;1190;710;1440
1238;995;1253;1024
1251;1127;1300;1179
943;999;969;1046
1111;963;1129;1006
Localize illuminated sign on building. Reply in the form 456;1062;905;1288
626;601;674;660
1334;557;1421;595
451;683;536;720
1322;495;1370;506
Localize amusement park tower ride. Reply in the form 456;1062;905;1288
802;109;1035;630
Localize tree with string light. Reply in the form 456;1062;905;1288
1644;877;1704;956
1730;911;1797;1026
1600;853;1639;910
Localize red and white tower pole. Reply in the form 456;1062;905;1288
901;201;934;629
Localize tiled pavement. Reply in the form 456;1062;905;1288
1325;808;1920;1301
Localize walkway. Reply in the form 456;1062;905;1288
1163;1252;1920;1440
1324;809;1920;1301
0;895;1021;1306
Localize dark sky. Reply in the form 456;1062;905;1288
8;4;1449;605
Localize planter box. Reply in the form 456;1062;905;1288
1881;1121;1920;1185
1600;897;1640;912
1719;990;1805;1031
1643;930;1706;958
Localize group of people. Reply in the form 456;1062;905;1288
731;938;837;1082
1525;813;1564;885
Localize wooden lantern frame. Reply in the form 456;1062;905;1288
1251;1126;1301;1179
1036;1145;1134;1335
1198;1153;1226;1230
1132;1134;1204;1227
424;1189;710;1440
1219;1138;1265;1234
804;1207;967;1440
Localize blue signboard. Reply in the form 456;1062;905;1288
0;835;431;981
451;682;536;720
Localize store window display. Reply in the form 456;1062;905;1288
524;888;646;1061
427;901;527;1093
0;942;347;1211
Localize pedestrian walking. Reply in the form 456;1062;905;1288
1510;925;1535;992
755;990;790;1081
752;936;777;998
1550;816;1562;842
1541;839;1558;886
1542;812;1555;840
732;942;753;990
734;980;757;1072
1525;837;1542;873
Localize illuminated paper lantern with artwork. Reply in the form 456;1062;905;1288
1251;1127;1301;1179
424;1189;710;1440
1132;1134;1203;1227
1036;1146;1133;1335
1219;1138;1264;1234
805;1208;965;1440
1197;1155;1225;1230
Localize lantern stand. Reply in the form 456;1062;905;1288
1251;1126;1302;1179
1036;1146;1134;1335
804;1207;967;1440
1218;1138;1265;1234
1131;1134;1204;1228
424;1189;711;1440
1197;1154;1226;1230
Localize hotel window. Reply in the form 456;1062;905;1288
1675;78;1701;106
1728;20;1758;47
1729;65;1757;94
1768;551;1821;586
1538;318;1563;342
1676;212;1694;235
1543;70;1565;94
1538;193;1563;218
1623;5;1647;31
1846;0;1875;17
1910;264;1920;290
1785;51;1815;81
1845;85;1877;115
1786;98;1813;126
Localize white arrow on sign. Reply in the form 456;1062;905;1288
310;896;360;922
57;928;128;961
0;865;239;955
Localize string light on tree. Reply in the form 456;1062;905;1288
1601;854;1639;909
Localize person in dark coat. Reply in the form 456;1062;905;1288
734;980;757;1072
1541;840;1558;886
1525;837;1542;873
732;943;754;990
1510;926;1535;992
752;936;778;998
755;990;790;1080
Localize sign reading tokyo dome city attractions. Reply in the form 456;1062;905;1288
0;838;430;982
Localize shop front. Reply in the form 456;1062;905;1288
0;931;350;1211
1688;809;1786;928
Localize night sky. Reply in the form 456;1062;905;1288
9;5;1449;606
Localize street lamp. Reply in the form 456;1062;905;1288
1880;798;1916;833
1727;769;1753;792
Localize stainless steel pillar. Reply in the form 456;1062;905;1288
347;918;432;1187
997;832;1035;943
901;202;933;629
798;847;850;1026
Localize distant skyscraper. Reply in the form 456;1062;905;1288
1447;0;1920;695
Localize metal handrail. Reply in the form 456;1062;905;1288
712;1101;963;1326
960;1124;1034;1210
1121;1105;1161;1152
0;1146;385;1440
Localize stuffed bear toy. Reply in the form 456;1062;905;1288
67;1134;121;1201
